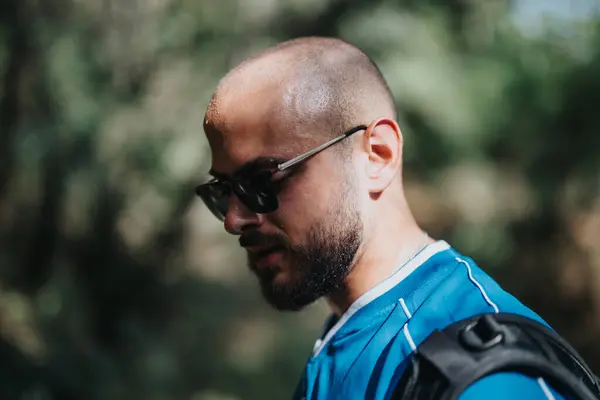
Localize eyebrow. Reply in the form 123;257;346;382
209;156;287;179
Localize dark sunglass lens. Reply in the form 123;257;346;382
196;183;230;220
234;177;278;214
254;191;278;213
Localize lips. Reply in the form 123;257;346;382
255;245;285;258
240;232;287;268
249;245;286;269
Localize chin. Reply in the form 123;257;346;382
260;278;321;312
258;271;291;298
270;267;293;286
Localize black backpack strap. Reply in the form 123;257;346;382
393;313;600;400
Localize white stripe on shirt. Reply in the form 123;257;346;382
312;241;450;357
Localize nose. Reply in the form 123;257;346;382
223;193;262;235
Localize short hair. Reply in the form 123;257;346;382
210;37;397;157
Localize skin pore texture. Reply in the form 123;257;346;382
203;37;433;316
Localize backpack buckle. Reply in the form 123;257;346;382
460;314;506;351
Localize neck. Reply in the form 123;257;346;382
326;200;434;317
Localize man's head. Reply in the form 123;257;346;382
199;37;404;310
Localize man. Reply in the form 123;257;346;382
196;37;568;399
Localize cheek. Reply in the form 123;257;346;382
270;174;341;233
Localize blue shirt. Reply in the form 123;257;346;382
293;241;565;400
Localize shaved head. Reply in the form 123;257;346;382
206;37;396;146
201;37;404;311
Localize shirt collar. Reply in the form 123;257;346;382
312;240;453;357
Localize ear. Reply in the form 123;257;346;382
362;117;403;195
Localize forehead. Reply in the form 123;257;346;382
204;93;323;176
206;130;287;177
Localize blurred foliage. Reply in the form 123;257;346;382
0;0;599;399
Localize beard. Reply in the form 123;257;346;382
245;181;363;311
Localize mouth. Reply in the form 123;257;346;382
250;245;286;269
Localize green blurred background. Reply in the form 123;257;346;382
1;0;599;399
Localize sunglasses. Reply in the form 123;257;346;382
195;125;368;221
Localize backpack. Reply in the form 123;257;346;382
392;313;600;400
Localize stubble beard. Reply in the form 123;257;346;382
251;182;363;311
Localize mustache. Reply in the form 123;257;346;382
239;231;289;249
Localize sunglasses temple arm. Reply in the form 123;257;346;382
277;134;349;171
